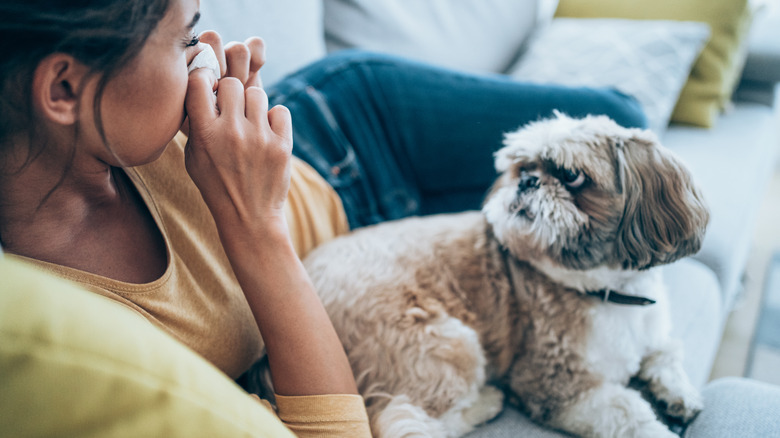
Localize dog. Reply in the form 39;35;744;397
303;112;710;438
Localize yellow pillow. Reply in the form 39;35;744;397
0;256;295;438
554;0;752;128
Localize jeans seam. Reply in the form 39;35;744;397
270;55;400;105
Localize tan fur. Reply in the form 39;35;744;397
615;135;709;269
503;257;602;422
304;114;708;438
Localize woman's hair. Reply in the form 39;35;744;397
0;0;171;161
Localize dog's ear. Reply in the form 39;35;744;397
614;134;710;270
494;144;517;174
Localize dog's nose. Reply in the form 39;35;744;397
518;175;540;192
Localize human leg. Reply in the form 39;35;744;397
268;50;647;228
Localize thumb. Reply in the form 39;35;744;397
268;104;292;141
185;69;218;128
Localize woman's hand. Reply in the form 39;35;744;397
183;30;290;238
199;31;266;89
182;33;358;398
180;31;266;137
184;67;292;238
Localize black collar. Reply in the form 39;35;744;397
491;236;656;308
586;289;656;306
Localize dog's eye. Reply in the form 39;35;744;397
561;169;586;189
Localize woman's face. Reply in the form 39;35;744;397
81;0;203;166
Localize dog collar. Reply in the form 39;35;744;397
585;289;656;306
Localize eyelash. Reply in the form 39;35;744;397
185;33;200;48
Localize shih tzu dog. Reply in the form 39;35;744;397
303;112;710;438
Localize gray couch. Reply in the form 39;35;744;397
198;0;780;435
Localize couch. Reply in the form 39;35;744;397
4;250;778;437
195;0;780;435
3;0;780;437
199;0;780;378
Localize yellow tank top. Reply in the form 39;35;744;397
11;132;350;379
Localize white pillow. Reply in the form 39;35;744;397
323;0;539;74
197;0;327;86
508;18;710;134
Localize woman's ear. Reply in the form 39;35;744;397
31;54;90;126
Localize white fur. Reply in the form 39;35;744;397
305;113;707;438
551;383;677;438
373;396;448;438
509;259;674;384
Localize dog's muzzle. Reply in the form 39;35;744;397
518;175;540;194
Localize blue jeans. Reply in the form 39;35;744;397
268;50;647;229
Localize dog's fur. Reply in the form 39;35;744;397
303;113;710;438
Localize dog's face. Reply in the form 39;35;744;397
483;113;709;271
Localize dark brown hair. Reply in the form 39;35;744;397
0;0;171;162
0;0;171;245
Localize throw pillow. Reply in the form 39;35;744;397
740;2;780;84
508;18;710;134
554;0;753;128
0;255;296;438
323;0;538;74
196;0;327;86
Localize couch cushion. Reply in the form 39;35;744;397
323;0;538;74
741;3;780;84
555;0;753;129
0;256;295;438
662;258;724;388
507;18;709;134
684;377;780;437
465;406;569;437
196;0;327;86
662;94;780;309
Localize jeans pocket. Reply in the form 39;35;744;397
300;86;360;189
275;85;382;228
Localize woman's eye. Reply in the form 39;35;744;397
185;34;200;48
562;169;586;188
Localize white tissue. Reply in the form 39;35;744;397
188;44;221;79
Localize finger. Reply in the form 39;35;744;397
244;37;266;89
244;86;269;124
268;105;292;141
246;71;263;90
198;31;227;78
185;68;219;127
216;77;245;118
245;37;266;71
180;117;191;137
224;42;251;85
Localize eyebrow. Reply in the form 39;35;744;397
186;12;201;31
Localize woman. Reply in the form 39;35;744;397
0;0;644;435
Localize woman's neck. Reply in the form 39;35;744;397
1;153;168;284
0;142;124;259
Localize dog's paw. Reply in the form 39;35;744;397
462;385;505;426
640;348;704;424
656;384;703;423
374;395;449;438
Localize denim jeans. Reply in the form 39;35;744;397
268;50;647;229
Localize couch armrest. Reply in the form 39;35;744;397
684;377;780;437
741;6;780;84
